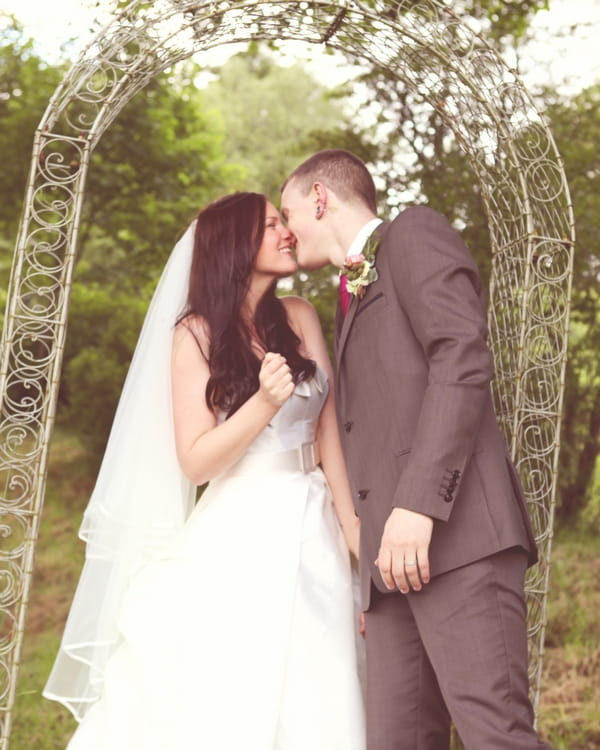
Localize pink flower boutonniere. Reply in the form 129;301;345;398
340;232;381;300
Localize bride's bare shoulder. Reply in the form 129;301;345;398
280;295;324;359
280;294;318;325
173;314;210;357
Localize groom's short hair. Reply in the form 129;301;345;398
283;149;377;213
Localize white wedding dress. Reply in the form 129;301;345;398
64;366;366;750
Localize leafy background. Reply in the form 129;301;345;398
1;1;599;747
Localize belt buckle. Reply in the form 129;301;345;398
299;442;316;474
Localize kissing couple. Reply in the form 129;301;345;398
45;149;550;750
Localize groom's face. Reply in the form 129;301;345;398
280;181;330;271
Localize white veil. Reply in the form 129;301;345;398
43;223;197;721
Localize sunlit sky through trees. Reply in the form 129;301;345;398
2;0;600;97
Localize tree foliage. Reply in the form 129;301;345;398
0;31;359;452
360;0;549;41
77;68;242;291
59;284;149;460
2;3;597;521
0;15;65;235
542;84;600;527
0;21;235;451
202;44;376;353
450;0;549;41
201;44;358;200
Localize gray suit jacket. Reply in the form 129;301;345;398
334;206;537;609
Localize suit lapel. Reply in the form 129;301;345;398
337;295;359;361
334;222;389;386
335;293;360;394
334;300;343;350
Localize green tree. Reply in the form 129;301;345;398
202;44;361;200
0;24;239;451
542;84;600;526
329;0;552;266
360;0;549;42
57;66;243;448
0;29;376;452
59;284;149;459
203;44;379;350
0;15;65;237
76;68;242;291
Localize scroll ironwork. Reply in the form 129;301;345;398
0;2;574;748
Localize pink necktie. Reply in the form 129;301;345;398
339;274;351;317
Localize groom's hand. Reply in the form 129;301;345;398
376;508;433;594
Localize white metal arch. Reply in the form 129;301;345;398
0;2;575;747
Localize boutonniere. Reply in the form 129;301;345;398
341;232;381;300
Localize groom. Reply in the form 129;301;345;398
281;150;551;749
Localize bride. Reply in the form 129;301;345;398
44;192;366;749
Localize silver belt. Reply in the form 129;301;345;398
225;441;319;477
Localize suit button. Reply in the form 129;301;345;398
444;492;453;503
358;489;369;500
344;421;353;433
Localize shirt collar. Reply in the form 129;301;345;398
346;217;383;260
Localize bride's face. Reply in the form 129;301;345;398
280;180;330;271
252;202;297;280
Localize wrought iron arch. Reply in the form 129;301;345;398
0;1;574;747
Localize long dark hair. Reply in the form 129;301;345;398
179;192;315;415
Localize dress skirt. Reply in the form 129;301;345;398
65;466;366;750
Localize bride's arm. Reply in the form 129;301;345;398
283;297;360;559
171;322;293;485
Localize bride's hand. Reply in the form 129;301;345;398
258;352;294;407
343;514;360;560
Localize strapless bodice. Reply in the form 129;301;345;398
222;366;329;455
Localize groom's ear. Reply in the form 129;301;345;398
313;182;328;217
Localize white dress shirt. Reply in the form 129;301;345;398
345;217;383;261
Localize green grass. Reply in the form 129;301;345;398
537;529;600;750
7;431;600;749
9;431;87;750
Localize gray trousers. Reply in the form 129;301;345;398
364;548;552;750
